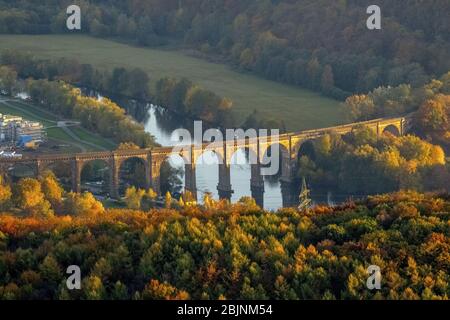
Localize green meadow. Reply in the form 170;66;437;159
0;99;116;151
0;35;345;131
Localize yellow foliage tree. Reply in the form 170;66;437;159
178;196;185;208
165;191;172;209
40;171;64;210
13;178;53;217
142;279;189;300
117;142;140;150
124;186;145;210
64;192;105;217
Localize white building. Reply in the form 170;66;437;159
0;113;45;145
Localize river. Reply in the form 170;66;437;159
89;92;351;210
142;104;284;211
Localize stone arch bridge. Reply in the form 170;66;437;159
0;115;411;207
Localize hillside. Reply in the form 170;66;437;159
0;0;448;98
0;34;344;131
0;187;449;300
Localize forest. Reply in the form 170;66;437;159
0;1;449;301
0;0;449;100
288;72;450;197
296;127;448;195
0;173;448;300
344;72;450;150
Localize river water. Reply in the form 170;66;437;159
13;89;353;210
87;91;349;210
142;104;284;211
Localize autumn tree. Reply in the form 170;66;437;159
165;191;172;208
0;65;17;95
117;142;141;150
13;178;53;217
141;188;158;210
0;175;12;210
40;171;64;212
415;94;450;143
344;95;375;121
142;279;189;300
64;192;104;217
125;186;145;210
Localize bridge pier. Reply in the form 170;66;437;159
185;163;197;200
281;180;296;208
36;160;44;177
110;157;120;199
251;183;264;208
151;160;162;195
71;159;82;194
251;163;264;208
145;154;152;191
217;163;233;200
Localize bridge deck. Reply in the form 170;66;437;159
0;115;410;164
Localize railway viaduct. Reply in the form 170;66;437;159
0;116;411;207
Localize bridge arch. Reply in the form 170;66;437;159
259;143;291;210
7;162;37;182
195;150;222;201
41;161;73;191
382;124;401;137
296;140;316;162
80;159;111;196
159;154;186;197
229;147;258;203
118;157;149;196
260;143;290;179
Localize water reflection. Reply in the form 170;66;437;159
141;105;286;210
230;149;252;203
196;151;220;201
79;89;290;209
84;90;354;210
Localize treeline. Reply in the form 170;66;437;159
1;0;449;99
0;49;235;127
296;126;448;196
0;178;448;299
154;77;234;126
0;60;155;147
1;49;151;99
344;72;450;149
345;73;450;120
27;79;155;148
0;173;104;218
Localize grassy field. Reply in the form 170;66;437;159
0;98;116;152
71;126;117;150
0;100;55;127
0;35;345;131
